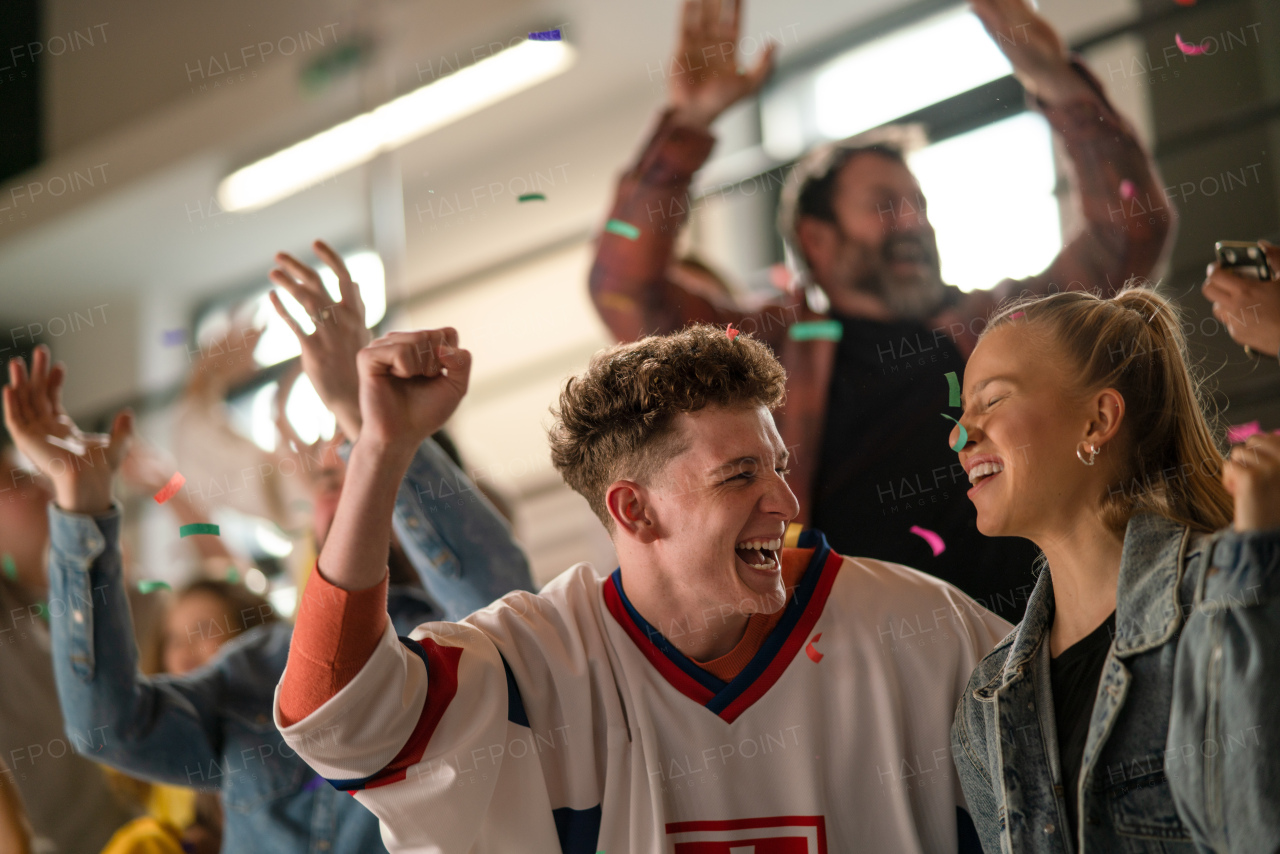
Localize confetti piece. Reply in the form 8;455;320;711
529;28;562;41
162;329;186;346
941;413;967;452
909;525;947;557
227;567;239;584
153;472;186;505
805;633;823;663
518;193;546;202
1009;311;1025;320
303;775;327;792
138;580;172;594
1120;179;1137;200
945;371;961;408
1227;421;1262;443
782;522;803;549
1;554;16;580
1175;34;1208;55
788;320;843;342
1173;0;1196;5
726;324;740;342
179;523;220;538
604;219;640;240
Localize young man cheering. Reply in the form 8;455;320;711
274;324;1011;853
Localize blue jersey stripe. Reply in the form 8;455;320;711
502;654;530;727
553;804;602;854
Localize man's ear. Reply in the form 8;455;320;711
605;480;658;544
795;217;836;282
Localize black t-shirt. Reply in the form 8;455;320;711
1049;611;1117;838
810;313;1041;623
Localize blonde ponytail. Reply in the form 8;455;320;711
984;284;1233;533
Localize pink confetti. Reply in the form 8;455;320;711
909;525;946;557
805;633;823;663
153;471;186;504
1227;421;1261;444
1175;34;1208;56
1009;311;1025;320
1120;179;1137;200
726;324;740;342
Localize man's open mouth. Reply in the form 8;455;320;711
735;538;781;571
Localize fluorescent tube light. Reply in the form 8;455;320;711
219;39;575;211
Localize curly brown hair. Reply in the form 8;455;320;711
549;324;788;529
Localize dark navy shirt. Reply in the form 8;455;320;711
811;313;1040;623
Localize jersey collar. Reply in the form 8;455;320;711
603;528;840;723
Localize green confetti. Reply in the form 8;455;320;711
788;320;843;342
941;413;967;453
227;567;240;584
518;193;547;202
604;218;640;240
945;371;961;408
1;554;16;580
33;601;47;622
138;580;172;594
179;523;220;538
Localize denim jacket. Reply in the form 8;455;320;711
47;437;533;854
951;512;1280;853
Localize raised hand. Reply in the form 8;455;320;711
187;324;263;396
668;0;776;130
355;329;471;455
1202;242;1280;358
2;346;132;514
1224;434;1280;533
269;240;371;440
968;0;1089;104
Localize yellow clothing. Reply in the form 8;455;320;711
98;817;183;854
146;784;195;831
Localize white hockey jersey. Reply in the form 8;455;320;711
275;529;1011;853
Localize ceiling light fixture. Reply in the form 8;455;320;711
218;39;575;212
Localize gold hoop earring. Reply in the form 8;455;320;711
1076;443;1099;466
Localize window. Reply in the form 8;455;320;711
195;248;385;452
757;4;1062;291
908;112;1060;291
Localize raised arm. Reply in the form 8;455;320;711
967;0;1173;307
589;0;775;340
277;328;471;725
269;242;534;618
2;348;226;786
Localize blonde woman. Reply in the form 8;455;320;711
949;285;1278;852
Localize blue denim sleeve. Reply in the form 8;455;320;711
342;436;534;621
46;504;225;787
1168;527;1280;851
